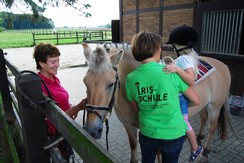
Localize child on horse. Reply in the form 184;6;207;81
163;25;204;162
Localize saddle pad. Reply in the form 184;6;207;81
195;59;216;84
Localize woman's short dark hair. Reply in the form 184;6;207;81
33;42;60;70
131;31;162;62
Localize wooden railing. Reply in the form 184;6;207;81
0;49;119;163
32;29;112;45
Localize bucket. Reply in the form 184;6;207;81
229;95;243;116
230;105;241;116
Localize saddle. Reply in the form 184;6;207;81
195;59;216;84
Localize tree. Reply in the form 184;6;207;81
1;11;55;29
0;12;4;32
0;0;91;19
0;18;4;32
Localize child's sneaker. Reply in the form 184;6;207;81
188;145;203;162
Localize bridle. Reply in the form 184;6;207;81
83;66;120;151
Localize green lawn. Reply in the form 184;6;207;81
0;30;34;49
0;29;112;49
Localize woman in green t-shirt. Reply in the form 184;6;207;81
126;31;200;163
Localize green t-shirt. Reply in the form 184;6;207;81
126;62;188;139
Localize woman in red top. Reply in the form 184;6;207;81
33;42;87;161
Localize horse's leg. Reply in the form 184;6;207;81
197;108;208;145
201;104;222;162
124;125;138;163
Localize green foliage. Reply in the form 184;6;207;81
0;12;5;32
99;24;111;28
1;12;54;29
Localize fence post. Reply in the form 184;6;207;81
0;49;16;122
16;73;50;163
56;32;59;44
104;30;107;39
32;33;36;45
101;31;104;39
76;31;79;43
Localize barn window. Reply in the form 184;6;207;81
201;10;244;55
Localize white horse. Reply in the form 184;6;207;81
82;43;232;163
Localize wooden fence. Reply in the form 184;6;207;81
32;30;112;45
0;49;119;163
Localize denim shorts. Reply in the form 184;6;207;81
139;132;185;163
179;94;189;115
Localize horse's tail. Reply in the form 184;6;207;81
217;97;228;140
218;96;239;140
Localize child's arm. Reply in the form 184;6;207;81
164;64;195;86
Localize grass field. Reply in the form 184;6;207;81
0;30;34;49
0;28;111;49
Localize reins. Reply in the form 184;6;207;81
83;66;120;151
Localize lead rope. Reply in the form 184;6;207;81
105;119;109;151
104;67;119;151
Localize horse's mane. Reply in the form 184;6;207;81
104;42;131;52
87;43;140;75
88;45;113;74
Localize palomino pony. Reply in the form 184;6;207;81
82;43;231;163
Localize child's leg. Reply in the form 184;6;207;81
183;115;197;151
184;115;203;162
186;129;198;151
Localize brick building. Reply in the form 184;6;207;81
116;0;244;96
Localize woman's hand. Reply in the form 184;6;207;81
67;98;87;119
78;98;87;110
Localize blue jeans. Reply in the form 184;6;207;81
139;132;185;163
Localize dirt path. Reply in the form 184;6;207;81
3;44;95;72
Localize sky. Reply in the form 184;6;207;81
43;0;120;27
1;0;120;28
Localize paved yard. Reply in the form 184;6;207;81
3;44;244;163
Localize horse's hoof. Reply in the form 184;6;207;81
199;155;208;163
199;150;209;163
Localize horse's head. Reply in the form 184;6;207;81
82;43;124;139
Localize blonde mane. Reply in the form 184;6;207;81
88;45;113;74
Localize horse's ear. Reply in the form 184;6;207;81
82;43;92;60
110;49;124;66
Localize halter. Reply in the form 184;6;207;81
83;66;120;151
